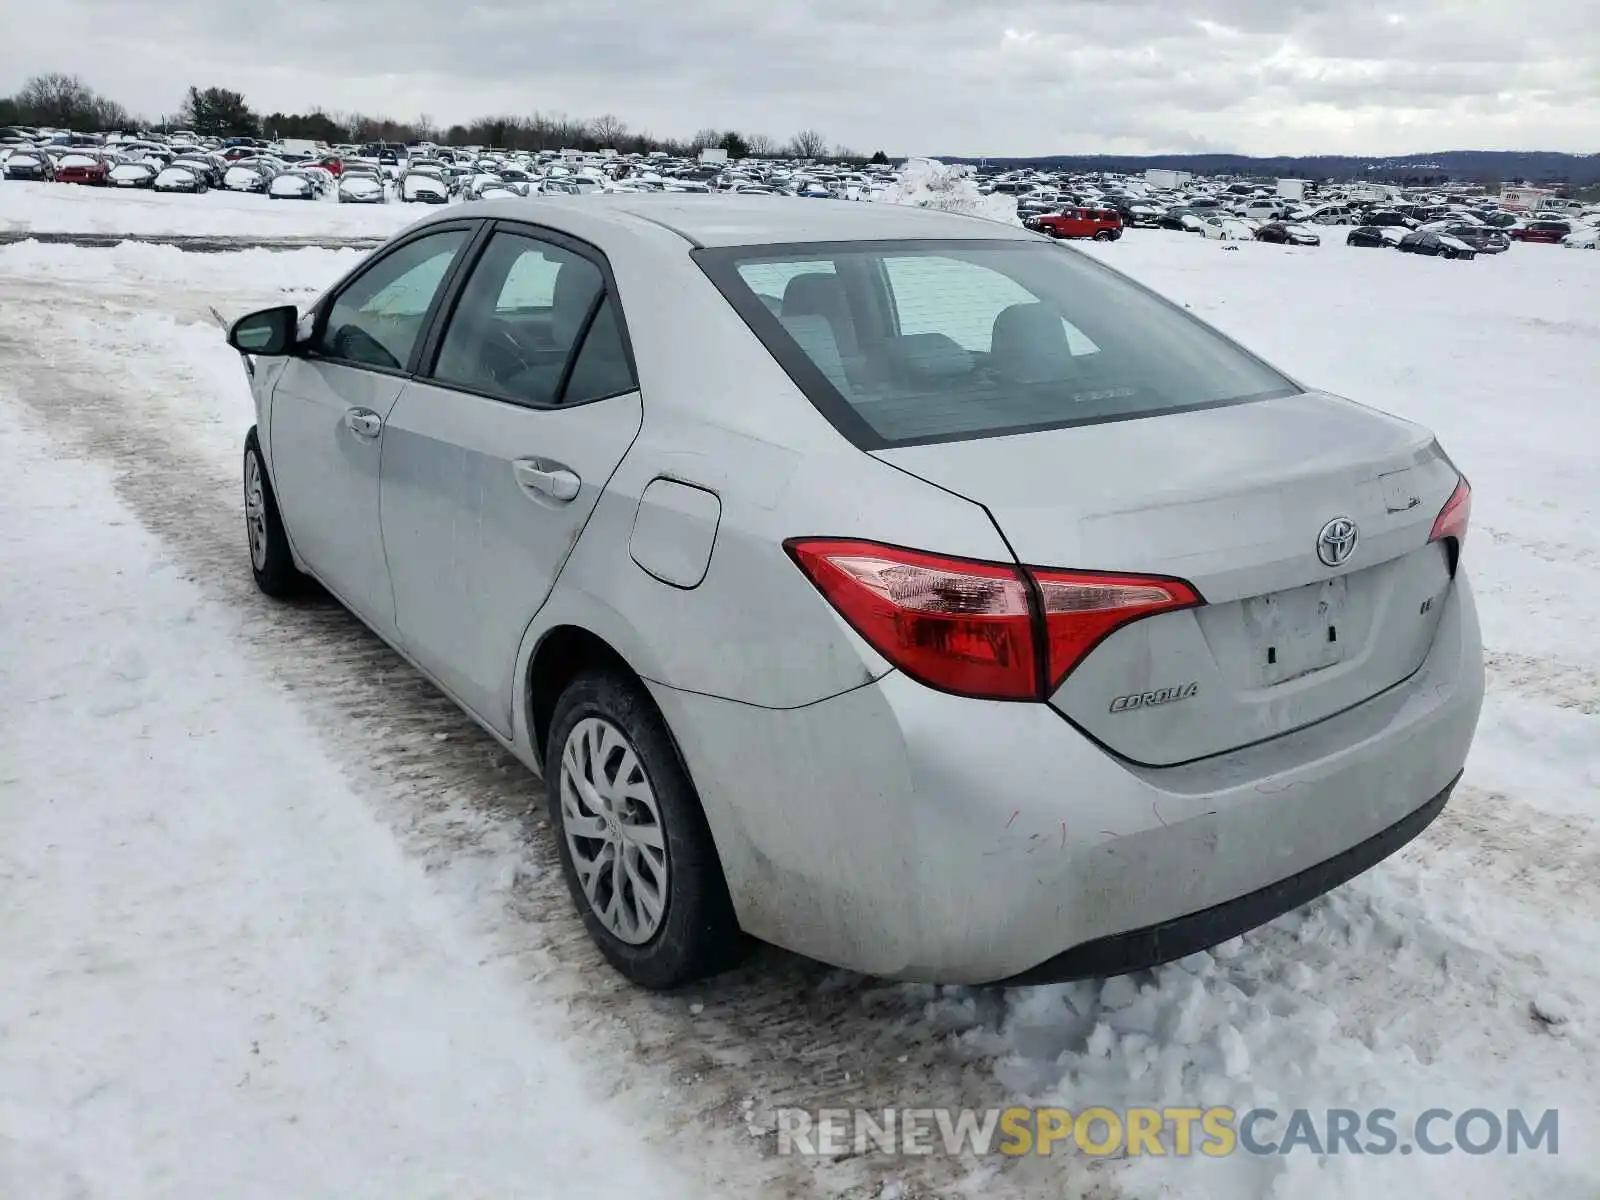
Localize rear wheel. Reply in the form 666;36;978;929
1094;230;1116;241
545;670;740;989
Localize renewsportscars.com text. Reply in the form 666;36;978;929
773;1105;1559;1158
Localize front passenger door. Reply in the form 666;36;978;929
269;226;473;632
380;227;643;736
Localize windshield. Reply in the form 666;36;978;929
694;238;1299;448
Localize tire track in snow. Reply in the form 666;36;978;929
0;268;1109;1199
1484;649;1600;715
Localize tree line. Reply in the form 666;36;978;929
0;74;889;162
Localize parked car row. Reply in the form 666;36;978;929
980;163;1600;252
7;127;1600;254
1;126;909;211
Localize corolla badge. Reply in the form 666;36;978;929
1109;682;1199;713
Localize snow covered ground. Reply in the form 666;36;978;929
0;209;1596;1200
0;404;719;1200
0;180;419;238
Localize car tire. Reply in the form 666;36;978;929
544;669;742;989
243;429;301;598
1094;230;1116;241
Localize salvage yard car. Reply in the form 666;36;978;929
3;149;54;181
225;196;1483;989
152;163;208;193
1253;221;1321;246
399;163;451;203
1510;219;1571;245
1398;230;1477;260
108;161;157;188
1346;225;1406;248
267;169;320;200
336;166;388;204
54;151;111;185
1023;206;1122;241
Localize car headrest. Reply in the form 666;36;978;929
781;272;858;355
888;333;974;383
551;260;601;344
779;314;849;392
781;272;843;317
990;302;1075;385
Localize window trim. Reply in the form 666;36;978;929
411;218;641;412
300;219;486;378
693;237;1305;451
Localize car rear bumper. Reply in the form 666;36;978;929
652;572;1483;983
996;771;1456;984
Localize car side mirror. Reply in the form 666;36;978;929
228;305;298;356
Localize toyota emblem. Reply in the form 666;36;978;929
1317;517;1359;567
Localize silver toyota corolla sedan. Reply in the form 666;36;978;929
227;196;1483;989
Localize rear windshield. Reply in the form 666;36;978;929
694;238;1298;449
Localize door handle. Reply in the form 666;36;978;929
513;458;582;501
345;408;382;438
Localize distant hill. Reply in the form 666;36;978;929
937;150;1600;188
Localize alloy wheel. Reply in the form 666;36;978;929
558;716;670;945
244;451;268;571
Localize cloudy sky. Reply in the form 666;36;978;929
4;0;1598;156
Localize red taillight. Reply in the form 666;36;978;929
1032;569;1203;691
785;539;1038;699
1429;477;1471;549
786;539;1202;701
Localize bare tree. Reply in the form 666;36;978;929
590;112;628;148
746;132;780;157
788;129;828;159
690;127;721;151
11;73;128;130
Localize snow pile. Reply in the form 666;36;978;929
883;158;1020;225
0;238;360;296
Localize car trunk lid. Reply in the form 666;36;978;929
872;391;1462;766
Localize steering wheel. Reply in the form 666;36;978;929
479;323;534;386
330;324;399;371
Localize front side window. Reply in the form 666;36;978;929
430;230;634;406
696;238;1298;448
314;229;468;371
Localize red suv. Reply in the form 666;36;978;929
1024;207;1123;241
1510;221;1570;244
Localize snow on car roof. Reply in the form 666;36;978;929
442;194;1037;247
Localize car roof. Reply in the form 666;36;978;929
432;194;1036;248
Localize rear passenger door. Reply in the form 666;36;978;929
379;224;642;736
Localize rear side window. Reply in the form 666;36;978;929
561;297;636;403
695;239;1298;448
